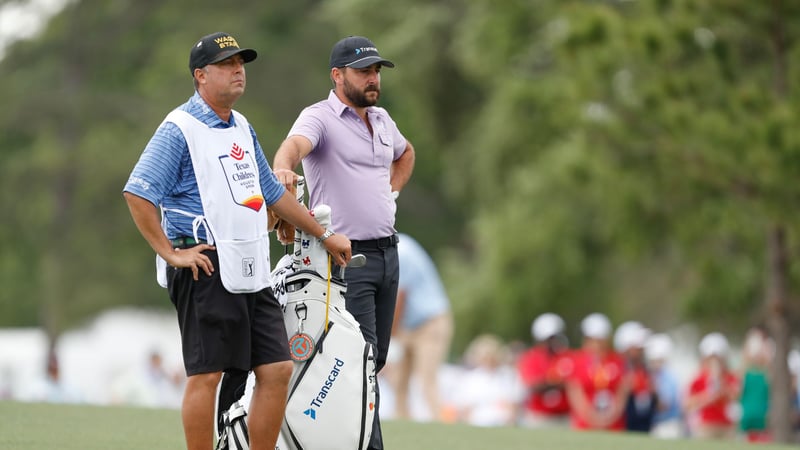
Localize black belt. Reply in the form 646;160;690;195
351;234;398;249
171;236;206;248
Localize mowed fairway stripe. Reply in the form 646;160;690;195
0;402;797;450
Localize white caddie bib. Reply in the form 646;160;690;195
160;109;271;293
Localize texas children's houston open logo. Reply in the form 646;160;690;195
218;142;265;211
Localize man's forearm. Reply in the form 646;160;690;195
268;192;326;238
273;136;311;171
123;192;173;259
390;142;415;192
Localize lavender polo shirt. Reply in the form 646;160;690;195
287;90;408;240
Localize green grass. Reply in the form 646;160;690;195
0;401;796;450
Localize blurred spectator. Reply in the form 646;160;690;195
684;332;740;440
453;334;524;427
646;333;685;439
738;326;773;443
22;351;83;404
789;349;800;436
391;233;454;422
109;350;183;408
516;313;572;428
566;313;628;431
615;321;658;433
143;350;184;408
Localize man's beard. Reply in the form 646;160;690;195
343;78;380;107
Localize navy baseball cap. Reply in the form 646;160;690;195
189;32;257;74
329;36;395;69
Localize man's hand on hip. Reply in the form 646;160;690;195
166;244;216;281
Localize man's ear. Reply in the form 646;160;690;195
331;67;343;85
194;68;206;85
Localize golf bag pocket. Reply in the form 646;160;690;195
282;318;376;450
216;400;249;450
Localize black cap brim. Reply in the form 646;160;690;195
346;55;395;69
208;48;258;66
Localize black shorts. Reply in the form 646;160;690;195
167;249;289;376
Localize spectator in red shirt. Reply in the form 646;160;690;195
684;332;740;440
517;313;573;428
566;313;629;431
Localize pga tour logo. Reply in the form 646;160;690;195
303;358;344;420
242;257;255;277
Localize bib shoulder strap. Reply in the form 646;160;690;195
231;110;250;131
164;109;202;130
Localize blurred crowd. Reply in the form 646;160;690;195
381;312;800;444
0;309;187;409
1;348;184;409
5;307;800;446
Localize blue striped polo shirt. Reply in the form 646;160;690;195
123;91;285;240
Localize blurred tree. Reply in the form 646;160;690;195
318;2;800;439
437;0;800;439
0;0;340;341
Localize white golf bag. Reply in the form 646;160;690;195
272;177;377;450
216;400;250;450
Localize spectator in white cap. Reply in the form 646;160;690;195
684;332;740;440
646;333;685;439
614;321;648;354
566;313;629;431
581;312;612;340
614;321;658;433
516;313;573;428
